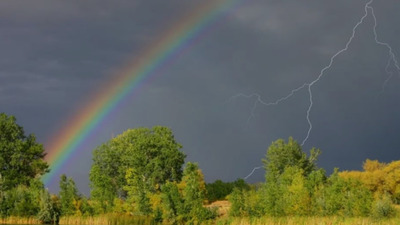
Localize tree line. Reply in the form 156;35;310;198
229;138;397;219
1;112;400;224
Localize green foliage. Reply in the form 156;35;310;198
88;164;116;212
229;188;265;218
89;199;106;215
306;169;326;215
182;162;207;222
206;180;229;203
0;113;49;191
37;190;60;224
0;179;45;218
260;138;322;217
78;197;94;216
228;138;374;219
229;188;245;217
261;166;313;216
206;179;250;202
160;182;184;223
320;169;373;217
340;160;400;204
159;162;216;224
243;189;264;217
4;113;397;223
10;185;39;216
281;167;311;216
262;137;320;179
124;168;152;215
90;126;185;212
372;194;396;219
59;174;80;216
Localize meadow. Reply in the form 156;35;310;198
2;216;400;225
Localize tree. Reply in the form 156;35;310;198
262;137;320;179
0;179;44;217
182;162;206;214
206;179;250;202
37;190;60;224
339;159;400;203
89;126;185;211
0;113;49;191
161;181;184;223
8;185;39;217
59;174;79;216
306;169;326;215
322;169;372;217
181;162;216;223
261;138;322;216
280;167;311;216
124;168;152;215
229;188;245;217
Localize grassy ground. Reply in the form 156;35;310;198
0;215;152;225
1;201;399;225
0;216;41;224
59;215;153;225
216;217;400;225
1;215;399;225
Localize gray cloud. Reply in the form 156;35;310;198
1;0;400;194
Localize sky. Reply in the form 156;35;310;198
1;0;400;195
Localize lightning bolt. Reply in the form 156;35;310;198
241;0;400;180
244;166;263;180
371;5;400;95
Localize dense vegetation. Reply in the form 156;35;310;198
229;138;378;218
1;112;400;224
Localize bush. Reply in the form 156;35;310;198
228;188;245;217
0;185;40;217
37;190;60;224
372;194;396;219
206;179;250;202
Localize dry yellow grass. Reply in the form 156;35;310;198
0;216;41;224
206;200;231;217
217;217;400;225
2;215;400;225
59;214;152;225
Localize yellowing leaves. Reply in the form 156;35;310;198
339;159;400;201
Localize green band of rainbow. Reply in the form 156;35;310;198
42;0;242;186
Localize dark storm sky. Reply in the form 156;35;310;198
1;0;400;195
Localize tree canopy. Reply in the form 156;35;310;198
340;159;400;203
262;137;320;179
89;126;186;210
0;113;49;191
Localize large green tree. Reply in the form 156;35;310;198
261;137;322;216
89;126;186;211
0;113;49;191
262;137;320;179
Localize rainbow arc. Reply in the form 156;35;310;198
42;0;241;186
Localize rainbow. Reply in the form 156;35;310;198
42;0;242;185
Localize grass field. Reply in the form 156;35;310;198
1;215;399;225
1;201;399;225
216;217;400;225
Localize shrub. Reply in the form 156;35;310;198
372;194;396;219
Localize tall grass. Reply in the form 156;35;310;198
216;217;400;225
59;214;154;225
2;215;400;225
0;216;41;224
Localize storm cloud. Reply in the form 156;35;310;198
1;0;400;194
